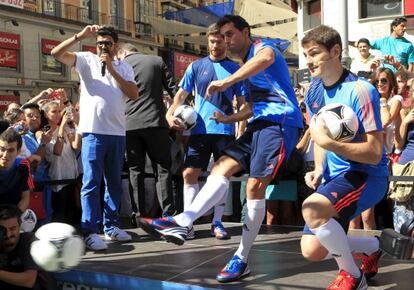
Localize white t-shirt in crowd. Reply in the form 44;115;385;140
45;127;79;192
384;94;403;154
75;51;135;136
350;54;376;75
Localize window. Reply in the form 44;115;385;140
41;39;65;76
110;0;124;29
135;0;155;35
0;32;21;73
42;0;61;17
360;0;402;19
80;0;98;23
303;0;321;32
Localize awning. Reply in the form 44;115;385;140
145;0;297;54
239;0;297;26
251;20;297;40
145;16;205;36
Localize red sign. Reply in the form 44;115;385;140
0;48;17;68
174;52;200;79
0;31;20;49
41;39;60;54
82;45;97;54
405;1;414;16
0;95;20;112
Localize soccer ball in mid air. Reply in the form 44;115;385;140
173;105;198;130
315;103;359;142
30;223;85;272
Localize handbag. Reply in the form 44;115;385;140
389;161;414;202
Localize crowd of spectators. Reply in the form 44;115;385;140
1;17;414;256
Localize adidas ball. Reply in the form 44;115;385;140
316;103;359;142
30;223;84;272
173;105;197;130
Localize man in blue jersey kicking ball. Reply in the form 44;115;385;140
301;25;388;290
139;15;302;282
165;23;249;241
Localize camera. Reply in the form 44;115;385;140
379;218;414;259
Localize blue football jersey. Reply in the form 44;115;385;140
179;56;247;135
305;70;389;179
244;38;302;128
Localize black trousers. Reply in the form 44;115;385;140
126;127;174;217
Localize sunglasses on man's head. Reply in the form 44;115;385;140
375;78;388;85
96;41;113;47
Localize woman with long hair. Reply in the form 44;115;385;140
371;67;403;155
40;96;81;224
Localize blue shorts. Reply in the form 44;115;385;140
223;120;299;180
303;171;388;234
184;134;234;170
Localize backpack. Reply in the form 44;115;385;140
389;161;414;202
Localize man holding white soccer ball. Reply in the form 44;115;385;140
301;25;389;289
0;204;54;289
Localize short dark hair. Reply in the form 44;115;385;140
117;42;139;53
0;204;22;224
301;25;342;54
356;38;370;48
207;23;222;36
0;128;22;150
391;17;407;32
97;25;118;43
217;15;250;37
21;102;40;112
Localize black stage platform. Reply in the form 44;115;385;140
58;223;414;290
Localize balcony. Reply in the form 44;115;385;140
5;0;132;34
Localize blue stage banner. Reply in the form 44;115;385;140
55;270;216;290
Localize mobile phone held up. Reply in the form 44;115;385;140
50;91;59;99
44;124;51;132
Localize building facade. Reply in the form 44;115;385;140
296;0;414;69
0;0;160;110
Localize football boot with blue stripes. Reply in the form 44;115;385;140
138;217;187;245
216;255;250;283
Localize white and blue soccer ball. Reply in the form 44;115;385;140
173;105;198;130
30;223;84;272
315;103;359;142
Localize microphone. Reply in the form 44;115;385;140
101;47;109;76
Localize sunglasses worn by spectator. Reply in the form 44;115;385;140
96;41;113;47
375;78;388;85
26;113;41;119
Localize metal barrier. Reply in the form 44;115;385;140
33;174;412;187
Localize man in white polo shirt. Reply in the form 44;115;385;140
51;25;138;250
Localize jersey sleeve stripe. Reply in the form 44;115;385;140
355;81;377;132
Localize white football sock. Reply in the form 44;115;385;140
348;236;379;255
212;189;228;224
234;199;266;263
310;219;361;278
322;235;380;260
174;175;229;228
183;183;199;211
